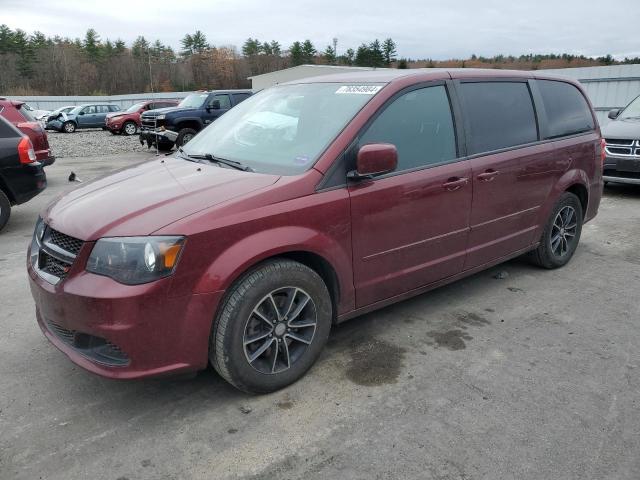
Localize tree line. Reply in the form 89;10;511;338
0;25;637;96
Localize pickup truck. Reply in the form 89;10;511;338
139;90;253;150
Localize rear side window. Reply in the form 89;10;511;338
232;93;251;105
459;82;538;155
359;85;457;171
537;80;594;139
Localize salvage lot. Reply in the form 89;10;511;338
1;146;640;479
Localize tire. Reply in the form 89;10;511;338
529;192;583;269
0;190;11;233
62;121;76;133
122;121;137;136
211;259;333;394
175;128;198;147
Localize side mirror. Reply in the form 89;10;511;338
78;111;85;115
208;100;221;110
608;108;622;120
348;143;398;180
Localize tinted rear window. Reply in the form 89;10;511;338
232;93;251;105
537;80;594;139
460;82;538;155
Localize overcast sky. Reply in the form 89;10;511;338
3;0;639;59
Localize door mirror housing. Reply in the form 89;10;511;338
349;143;398;180
78;111;85;116
207;99;221;110
608;108;622;120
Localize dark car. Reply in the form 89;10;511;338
139;90;252;149
0;98;55;166
105;99;180;136
47;104;121;133
0;115;47;232
602;94;640;185
28;69;601;393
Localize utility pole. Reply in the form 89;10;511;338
332;37;338;58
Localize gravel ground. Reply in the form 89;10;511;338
47;128;160;158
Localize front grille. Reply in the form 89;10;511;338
35;225;84;283
45;320;130;366
605;139;640;157
42;253;71;279
141;116;163;130
49;228;83;256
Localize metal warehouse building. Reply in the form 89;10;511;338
249;64;640;126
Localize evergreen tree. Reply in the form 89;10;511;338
83;28;101;62
354;43;370;66
242;38;262;56
369;39;385;67
323;45;336;65
382;38;397;65
289;41;304;66
132;36;149;57
180;33;193;57
191;30;208;54
301;39;316;64
397;58;408;69
270;40;281;56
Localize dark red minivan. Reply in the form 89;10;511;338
28;69;602;393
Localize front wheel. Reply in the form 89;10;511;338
211;259;332;393
62;121;76;133
122;121;137;136
529;192;583;269
0;190;11;232
175;128;197;147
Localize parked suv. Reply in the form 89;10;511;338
139;90;252;149
105;99;180;136
0;98;55;166
28;70;601;393
602;94;640;185
0;115;47;232
47;104;120;133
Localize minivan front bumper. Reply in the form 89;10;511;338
28;247;222;379
603;154;640;185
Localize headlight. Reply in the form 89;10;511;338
86;236;185;285
29;217;45;267
155;114;165;120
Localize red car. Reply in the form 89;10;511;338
28;69;602;393
0;98;54;166
105;99;179;136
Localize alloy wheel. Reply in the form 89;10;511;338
124;123;137;135
551;205;578;257
243;287;317;374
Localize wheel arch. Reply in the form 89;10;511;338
174;118;202;132
565;182;588;214
192;227;354;320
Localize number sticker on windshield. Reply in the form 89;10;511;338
335;85;382;95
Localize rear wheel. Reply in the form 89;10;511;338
62;121;76;133
175;128;197;147
0;190;11;233
211;259;332;393
123;121;137;136
529;192;583;269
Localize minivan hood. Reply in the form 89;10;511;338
142;106;196;117
602;118;640;139
43;156;280;240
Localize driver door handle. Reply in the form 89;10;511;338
477;169;499;182
442;177;469;191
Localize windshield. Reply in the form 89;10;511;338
69;106;83;115
126;102;146;113
179;93;209;109
18;104;36;121
619;95;640;119
182;83;384;175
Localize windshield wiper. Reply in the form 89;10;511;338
177;147;253;171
